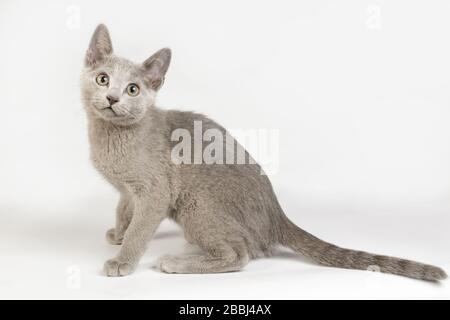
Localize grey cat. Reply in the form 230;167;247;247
81;24;447;281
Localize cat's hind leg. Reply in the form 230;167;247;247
157;241;249;274
158;194;251;274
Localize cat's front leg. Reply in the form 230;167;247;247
103;189;168;277
106;192;134;245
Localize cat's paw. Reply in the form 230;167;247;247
103;258;135;277
106;228;122;245
156;255;180;274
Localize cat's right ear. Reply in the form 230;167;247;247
85;24;113;68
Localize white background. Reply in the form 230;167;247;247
0;0;449;299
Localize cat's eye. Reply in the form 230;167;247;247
127;84;140;96
96;73;109;86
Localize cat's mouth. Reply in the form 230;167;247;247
92;103;138;124
105;106;118;115
97;106;119;118
92;103;122;119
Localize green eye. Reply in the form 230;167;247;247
96;73;109;86
127;84;140;96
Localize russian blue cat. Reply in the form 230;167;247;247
81;24;446;281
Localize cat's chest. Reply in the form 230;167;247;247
89;127;140;180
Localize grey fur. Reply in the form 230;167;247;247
81;24;447;281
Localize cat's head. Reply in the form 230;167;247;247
81;24;171;126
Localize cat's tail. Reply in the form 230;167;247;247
279;217;447;281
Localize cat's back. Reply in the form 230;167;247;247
164;109;226;136
163;108;269;191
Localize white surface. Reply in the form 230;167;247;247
0;196;448;300
0;0;449;299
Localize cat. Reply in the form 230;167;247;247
81;24;447;281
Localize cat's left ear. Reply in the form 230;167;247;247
85;24;113;68
142;48;171;90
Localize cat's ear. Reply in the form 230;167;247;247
85;24;113;68
142;48;171;90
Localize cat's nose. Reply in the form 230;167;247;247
107;95;119;106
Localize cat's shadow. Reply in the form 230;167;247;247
0;199;316;268
1;195;444;286
152;230;316;266
0;200;183;248
153;230;182;241
272;249;316;266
